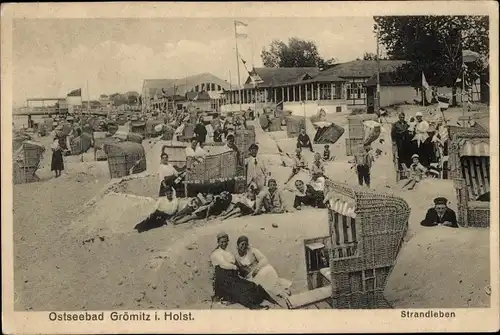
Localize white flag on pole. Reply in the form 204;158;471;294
422;72;430;90
235;21;248;38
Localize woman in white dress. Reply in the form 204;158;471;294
234;236;292;298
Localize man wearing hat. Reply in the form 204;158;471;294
421;197;458;228
245;143;269;192
391;112;410;169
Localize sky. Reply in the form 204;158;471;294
12;17;378;106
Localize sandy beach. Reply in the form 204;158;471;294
13;106;490;310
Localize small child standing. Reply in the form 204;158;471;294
323;144;331;161
402;154;427;190
353;144;374;188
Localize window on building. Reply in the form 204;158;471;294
211;83;216;91
312;84;318;100
195;85;199;92
217;85;221;91
320;83;332;100
333;84;342;99
305;85;312;100
357;83;366;99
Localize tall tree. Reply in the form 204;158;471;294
261;37;336;68
361;52;377;60
374;16;489;105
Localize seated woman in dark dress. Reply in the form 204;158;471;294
210;232;277;309
421;197;458;228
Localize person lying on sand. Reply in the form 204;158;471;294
134;187;179;233
173;193;214;225
220;187;257;220
170;195;203;225
292;179;325;210
402;154;427;190
420;197;458;228
253;179;286;215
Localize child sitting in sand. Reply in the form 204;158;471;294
323;144;334;161
402;154;428;190
285;147;307;185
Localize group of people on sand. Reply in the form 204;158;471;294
391;110;449;190
210;232;292;309
390;110;459;228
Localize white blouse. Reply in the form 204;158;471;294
210;248;238;270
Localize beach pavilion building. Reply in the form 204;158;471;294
221;60;413;116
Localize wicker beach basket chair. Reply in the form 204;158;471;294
13;140;45;184
234;128;256;160
285;116;306;138
184;150;242;196
106;141;147;179
449;128;490;228
322;180;410;309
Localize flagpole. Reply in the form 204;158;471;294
234;21;242;113
81;85;86;162
229;70;232;105
462;63;466;117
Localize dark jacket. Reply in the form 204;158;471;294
421;208;458;228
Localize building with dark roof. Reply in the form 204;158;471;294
141;73;231;112
223;59;409;115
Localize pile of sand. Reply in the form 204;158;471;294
386;227;490;308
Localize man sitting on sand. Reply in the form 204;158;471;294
421;197;458;228
135;187;179;233
254;179;286;215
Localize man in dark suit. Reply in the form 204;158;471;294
421;197;458;228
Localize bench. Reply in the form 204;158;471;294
287;286;332;309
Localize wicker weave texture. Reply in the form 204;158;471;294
325;180;410;309
185;151;237;183
13;164;39;184
234;129;256;159
345;138;364;156
286;116;306;138
106;142;147;178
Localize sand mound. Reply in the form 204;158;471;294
70;192;156;239
386;227;490;308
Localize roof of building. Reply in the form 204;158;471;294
185;91;212;101
143;73;231;97
250;67;320;87
365;71;412;87
316;59;409;79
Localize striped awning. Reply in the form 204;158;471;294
327;197;356;218
459;139;490;157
